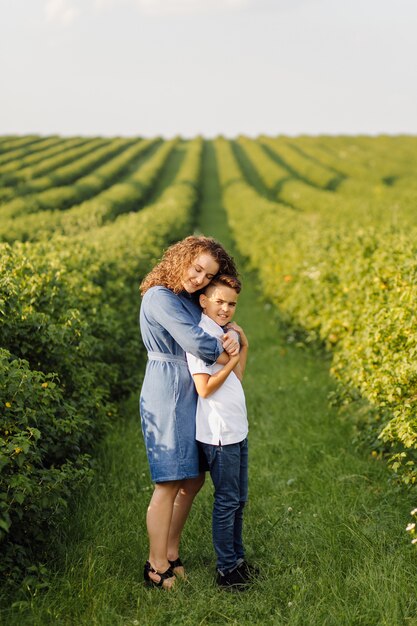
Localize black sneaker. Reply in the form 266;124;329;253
237;560;260;580
216;566;249;591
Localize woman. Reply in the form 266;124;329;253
139;235;239;589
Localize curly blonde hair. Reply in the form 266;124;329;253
140;236;238;295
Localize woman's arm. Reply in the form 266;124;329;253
143;287;236;364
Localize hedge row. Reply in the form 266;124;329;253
0;139;156;226
237;137;417;231
259;136;338;189
7;138;134;195
279;179;417;230
0;138;176;243
0;136;44;155
0;137;71;170
235;136;290;193
299;135;417;188
0;137;202;584
0;138;108;186
0;138;90;205
214;136;417;487
0;139;131;211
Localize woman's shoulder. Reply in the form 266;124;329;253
142;285;173;302
142;286;201;322
142;286;184;312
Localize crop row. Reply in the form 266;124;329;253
0;137;202;583
0;136;76;170
235;137;417;230
0;136;48;155
2;137;135;196
241;134;417;194
258;136;338;189
0;138;175;243
0;138;99;204
214;136;417;487
0;139;157;228
291;135;417;185
0;138;112;186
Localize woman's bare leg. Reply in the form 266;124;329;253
167;473;206;576
147;480;181;588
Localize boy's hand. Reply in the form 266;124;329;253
226;322;249;348
222;330;240;356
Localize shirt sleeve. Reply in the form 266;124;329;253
186;352;213;375
146;287;223;364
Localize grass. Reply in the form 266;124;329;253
1;142;417;625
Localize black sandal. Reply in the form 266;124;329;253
169;557;186;578
143;561;175;588
168;557;183;570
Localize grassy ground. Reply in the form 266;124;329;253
1;143;417;625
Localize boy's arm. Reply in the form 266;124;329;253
192;354;240;399
216;351;232;365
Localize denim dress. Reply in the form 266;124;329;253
139;286;222;483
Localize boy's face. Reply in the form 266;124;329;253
199;285;238;327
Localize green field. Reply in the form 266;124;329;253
1;135;417;624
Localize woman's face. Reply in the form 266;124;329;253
182;253;219;294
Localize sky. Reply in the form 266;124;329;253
1;0;416;138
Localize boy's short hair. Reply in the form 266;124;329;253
205;274;242;294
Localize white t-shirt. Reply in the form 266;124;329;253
186;313;248;446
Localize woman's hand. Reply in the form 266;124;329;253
225;322;248;347
222;329;240;356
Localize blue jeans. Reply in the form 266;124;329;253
199;438;248;573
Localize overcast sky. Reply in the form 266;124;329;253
1;0;416;138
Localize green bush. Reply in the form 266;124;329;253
0;137;76;171
0;348;94;580
1;138;107;186
215;136;417;487
0;138;173;243
0;137;202;585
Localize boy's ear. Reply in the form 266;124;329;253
199;293;207;308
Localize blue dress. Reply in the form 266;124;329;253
139;286;222;482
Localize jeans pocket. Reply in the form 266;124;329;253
202;442;220;468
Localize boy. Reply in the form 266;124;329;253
186;275;256;590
